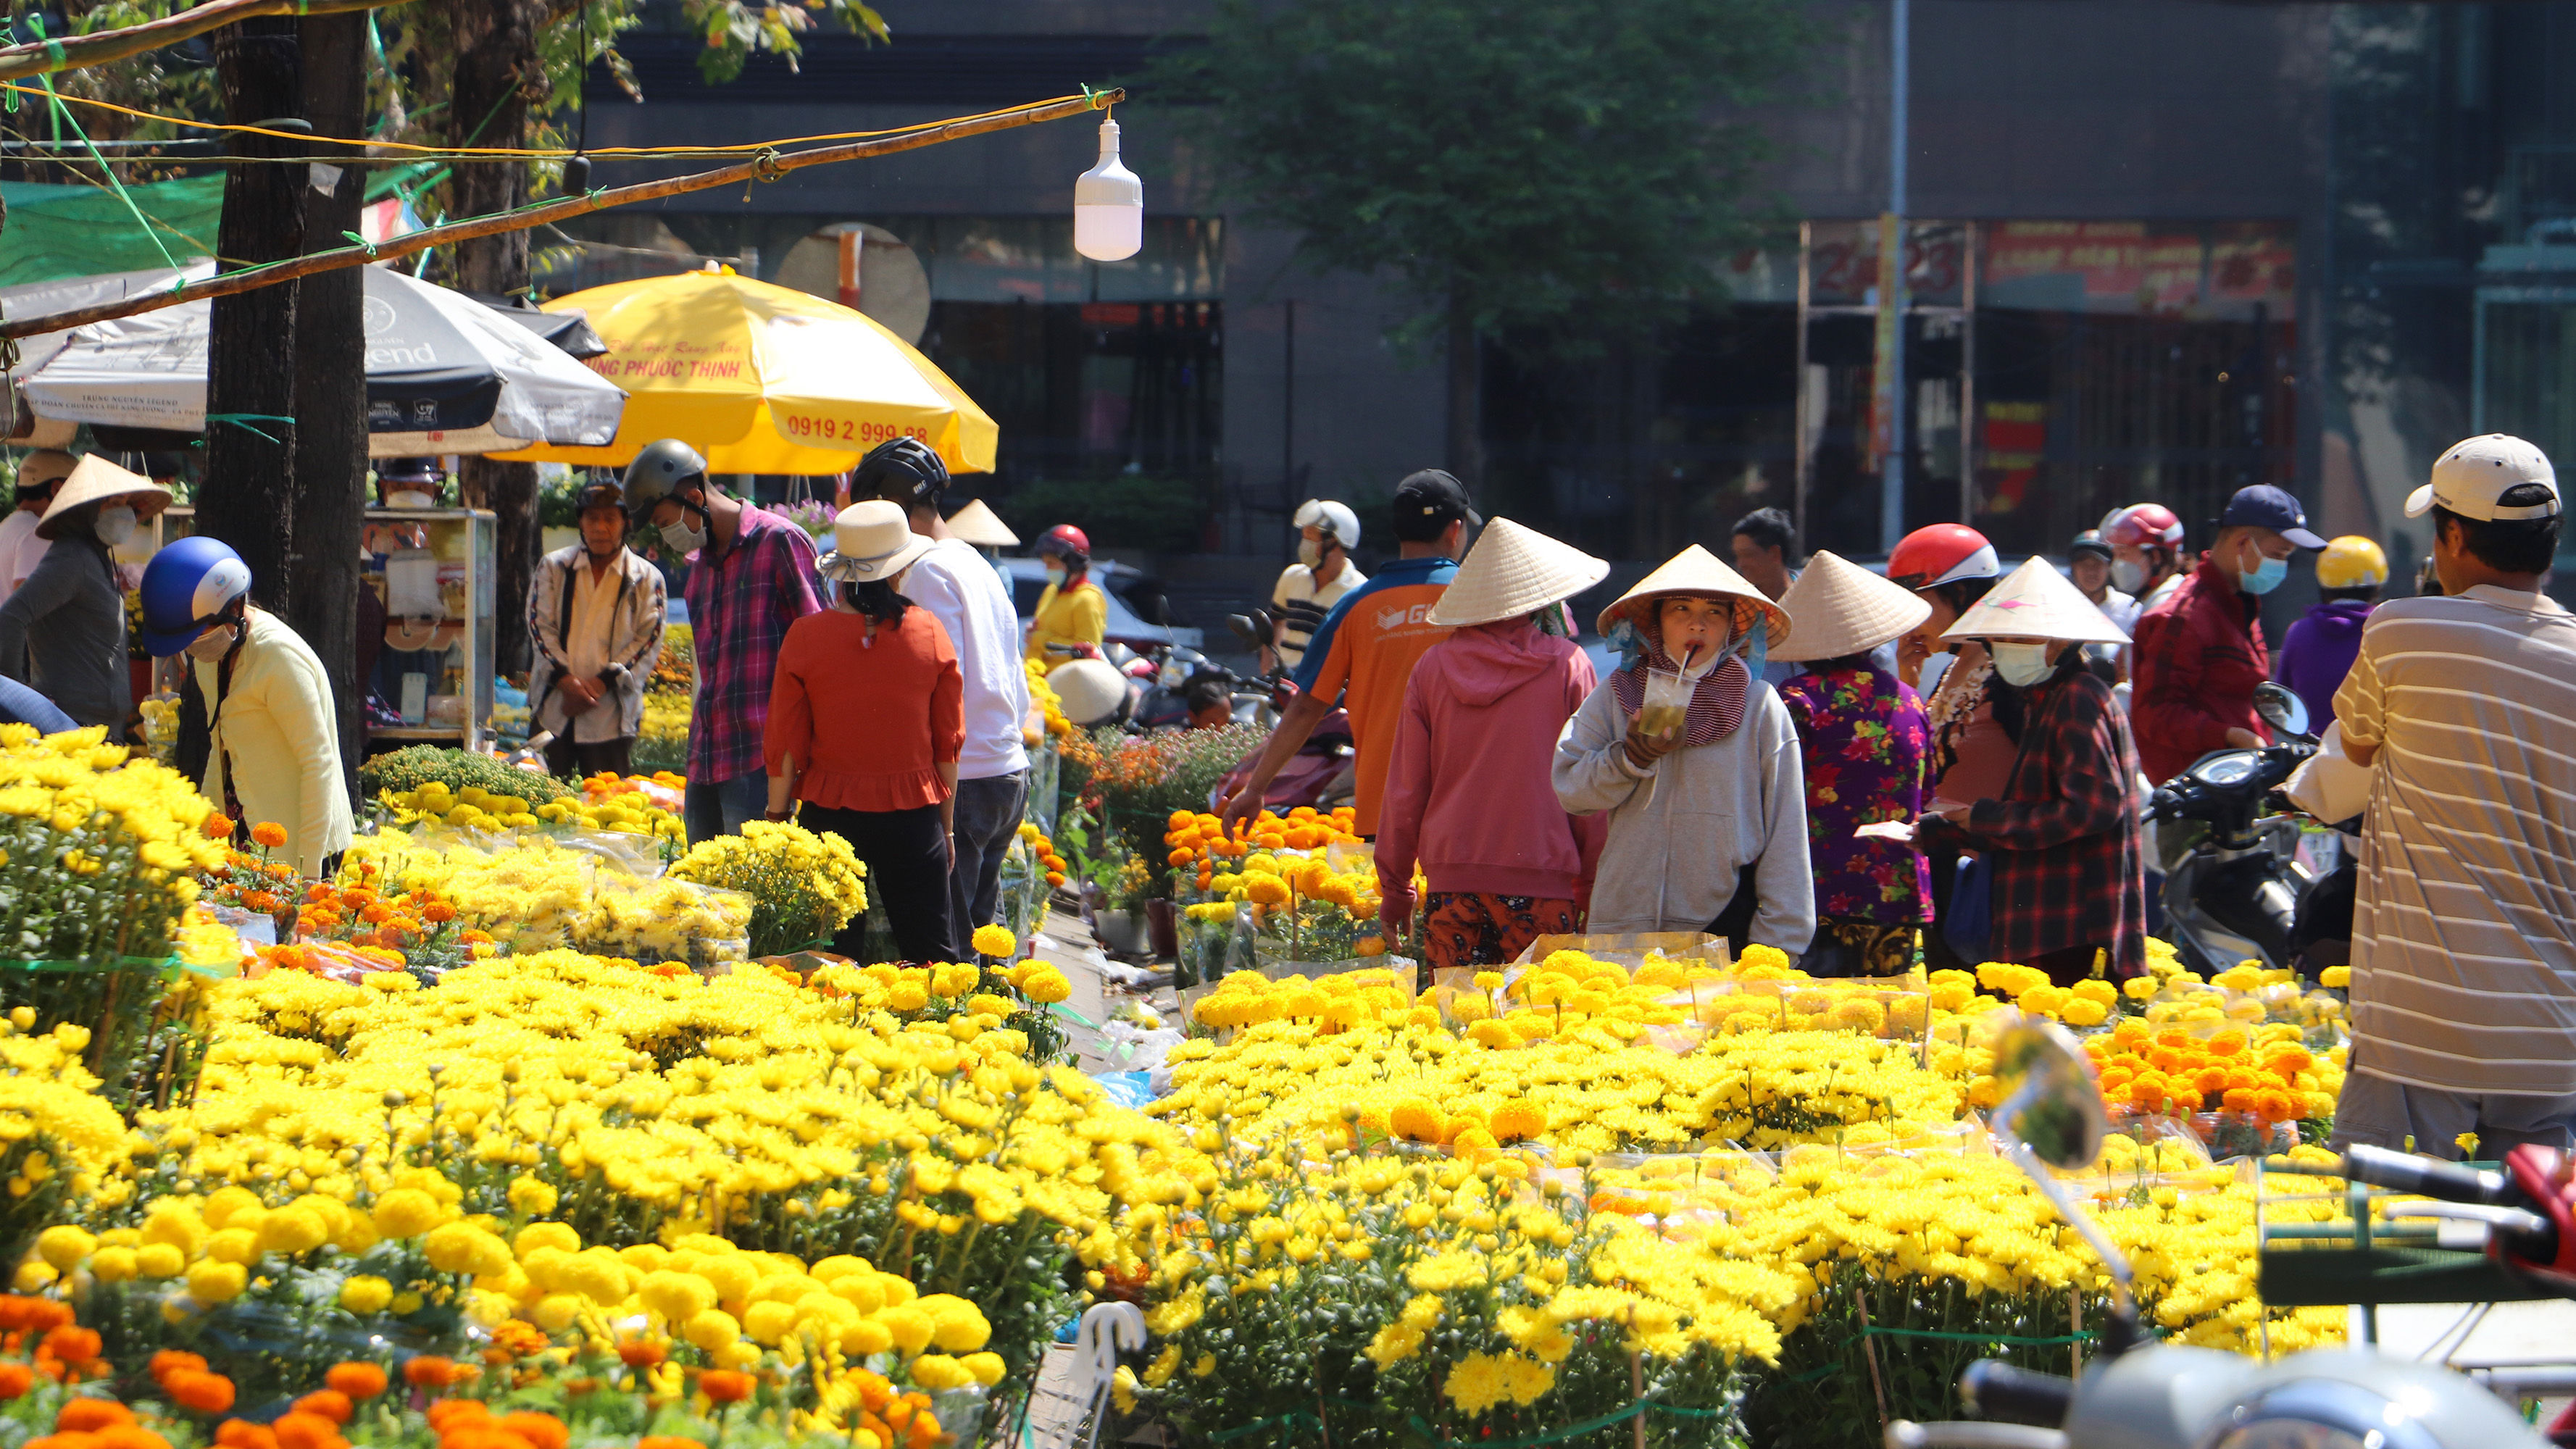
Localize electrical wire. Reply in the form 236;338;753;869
0;81;1101;159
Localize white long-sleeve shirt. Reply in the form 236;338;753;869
1552;675;1815;951
899;538;1031;781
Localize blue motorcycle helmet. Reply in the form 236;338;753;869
138;535;253;658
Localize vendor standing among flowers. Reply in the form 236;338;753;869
764;501;964;963
0;456;167;732
1375;519;1607;969
528;480;666;781
1554;545;1813;956
141;535;353;877
1771;551;1934;977
1915;556;2146;985
1887;522;2012;972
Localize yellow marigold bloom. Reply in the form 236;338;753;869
1020;966;1072;1004
186;1258;248;1304
970;924;1017;958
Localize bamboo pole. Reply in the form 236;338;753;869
0;0;411;83
0;88;1122;340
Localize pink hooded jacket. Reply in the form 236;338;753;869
1375;619;1604;908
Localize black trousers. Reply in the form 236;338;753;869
798;801;955;964
545;734;634;782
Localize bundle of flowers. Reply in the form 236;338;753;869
1021;661;1070;743
0;727;233;1110
193;838;303;937
1124;1143;1800;1449
103;951;1199;1403
0;1022;143;1271
2122;946;2348;1037
278;863;485;980
355;749;575;810
1169;811;1383;973
336;836;591;956
557;772;689;849
567;876;754;971
665;822;867;960
1059;724;1266;867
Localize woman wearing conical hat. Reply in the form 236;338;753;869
1375;519;1608;972
1772;552;1935;977
1915;556;2146;985
1551;546;1814;955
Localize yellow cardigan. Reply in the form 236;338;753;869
196;608;354;877
1022;580;1106;673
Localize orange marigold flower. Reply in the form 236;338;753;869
56;1401;133;1432
203;812;234;839
95;1427;171;1449
698;1371;756;1406
149;1351;207;1385
322;1364;387;1401
496;1413;567;1449
638;1439;706;1449
422;1401;488;1433
213;1422;278;1449
168;1371;237;1415
291;1392;351;1426
267;1413;342;1449
0;1362;31;1399
250;822;288;849
41;1327;100;1364
614;1339;665;1368
404;1356;467;1390
422;901;457;924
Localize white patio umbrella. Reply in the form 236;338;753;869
22;266;625;457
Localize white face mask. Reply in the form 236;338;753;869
660;518;706;554
1044;564;1067;588
2110;557;2147;595
185;621;238;661
93;505;137;548
1296;538;1323;568
1991;640;2059;688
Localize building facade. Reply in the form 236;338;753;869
561;0;2574;609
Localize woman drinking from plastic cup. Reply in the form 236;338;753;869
1553;545;1814;958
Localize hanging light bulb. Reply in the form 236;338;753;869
1073;115;1143;262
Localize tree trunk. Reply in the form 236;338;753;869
449;0;543;679
1445;291;1484;493
292;11;367;793
200;17;303;604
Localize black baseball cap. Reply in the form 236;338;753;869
1391;469;1481;537
2219;484;2327;549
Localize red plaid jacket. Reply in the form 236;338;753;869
684;506;825;785
2131;557;2269;784
1920;669;2146;978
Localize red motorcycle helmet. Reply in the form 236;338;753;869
1038;524;1091;567
2101;503;2184;550
1886;523;2001;591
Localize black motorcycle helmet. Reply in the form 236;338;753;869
621;438;711;527
850;437;949;511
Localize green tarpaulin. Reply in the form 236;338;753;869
0;175;223;286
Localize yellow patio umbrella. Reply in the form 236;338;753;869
492;267;997;475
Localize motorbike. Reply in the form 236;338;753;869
1891;1016;2576;1449
1211;609;1356;814
2146;682;2351;979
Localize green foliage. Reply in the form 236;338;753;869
999;475;1206;556
356;746;578;807
1164;0;1824;351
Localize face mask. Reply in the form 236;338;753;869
2241;545;2289;596
386;490;435;509
93;505;137;548
1992;640;2058;688
660;519;706;554
1296;539;1322;568
2110;558;2146;594
1044;565;1067;588
185;622;238;661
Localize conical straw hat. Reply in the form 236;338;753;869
945;497;1019;548
37;455;169;540
1594;543;1791;646
1942;555;2131;645
1771;551;1933;663
1426;517;1610;628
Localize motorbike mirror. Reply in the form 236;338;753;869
1226;612;1269;653
2253;682;2310;740
1993;1016;2108;1171
1988;1011;2140;1350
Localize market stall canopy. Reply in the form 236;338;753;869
0;260;213;392
22;266;626;458
467;293;609;359
0;177;221;287
490;267;997;475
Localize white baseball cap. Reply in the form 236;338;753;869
2406;434;2563;522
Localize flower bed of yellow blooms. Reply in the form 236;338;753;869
1127;956;2347;1449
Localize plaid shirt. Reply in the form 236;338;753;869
684;505;824;784
1920;669;2146;977
2130;557;2269;783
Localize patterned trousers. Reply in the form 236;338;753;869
1422;891;1578;972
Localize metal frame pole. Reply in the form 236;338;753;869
1880;0;1911;553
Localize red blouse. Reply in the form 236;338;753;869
763;606;964;811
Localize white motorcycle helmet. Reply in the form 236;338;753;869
1293;498;1360;552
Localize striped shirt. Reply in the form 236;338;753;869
1270;561;1364;672
2335;585;2576;1095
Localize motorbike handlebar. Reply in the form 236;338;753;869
2341;1144;2509;1205
1959;1361;2077;1428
